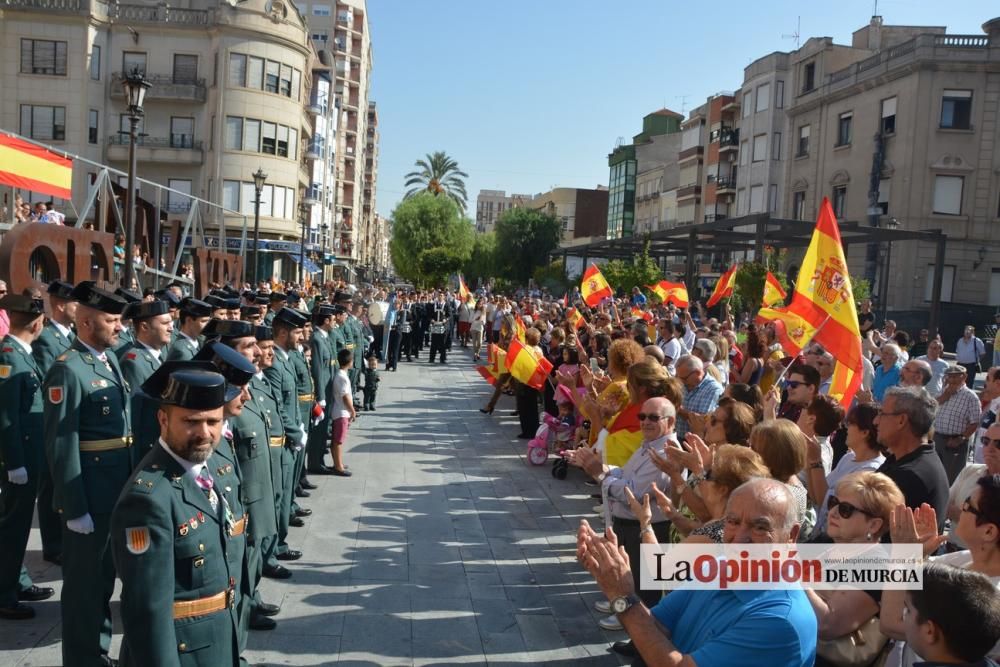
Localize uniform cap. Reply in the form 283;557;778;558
203;319;256;340
70;281;128;315
254;325;273;341
0;294;45;315
47;280;75;300
123;299;171;321
272;307;308;329
196;341;256;389
114;287;143;304
179;297;213;318
159;369;230;410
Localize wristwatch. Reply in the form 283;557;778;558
611;593;640;615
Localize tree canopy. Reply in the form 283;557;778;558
404;151;469;213
389;192;473;287
494;208;562;285
600;242;662;297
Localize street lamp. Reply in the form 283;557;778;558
879;216;900;322
299;201;310;286
121;68;150;290
250;167;267;287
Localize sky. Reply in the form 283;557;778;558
368;0;992;220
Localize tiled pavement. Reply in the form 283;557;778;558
1;345;629;666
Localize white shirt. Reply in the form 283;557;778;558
955;336;985;364
332;369;352;419
603;434;675;521
158;437;209;483
662;338;683;374
137;340;161;361
52;320;73;338
9;335;32;355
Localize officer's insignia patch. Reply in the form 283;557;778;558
92;379;108;389
178;523;189;536
190;518;199;530
1;347;12;353
48;386;63;404
126;352;137;360
125;527;150;554
0;365;11;379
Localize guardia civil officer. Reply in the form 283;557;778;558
0;294;55;620
287;320;316;497
166;297;213;362
112;287;142;354
110;368;242;667
118;299;173;459
307;305;336;474
263;292;286;325
43;281;131;667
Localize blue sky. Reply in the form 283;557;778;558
369;0;991;219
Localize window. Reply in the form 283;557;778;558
312;4;330;14
881;97;897;135
756;83;770;112
88;110;99;144
244;119;260;152
742;90;752;118
276;125;289;157
940;90;972;129
21;39;68;76
752;134;767;162
836;112;852;147
118;114;144;138
291;69;301;100
749;185;764;213
172;54;197;84
924;265;955;303
222;180;240;212
739;140;749;166
990;270;1000;306
736;188;746;215
240;182;255;215
225;116;242;150
932;175;964;215
776;81;784;108
793;191;806;220
832;185;847;218
797;125;810;157
768;184;779;213
170;117;194;148
279;64;292;97
772;132;782;161
167;179;191;212
20;105;65;140
228;53;246;87
247;56;264;90
122;51;147;76
259;185;273;217
261;121;277;154
313;31;329;43
273;185;286;219
288;128;297;160
264;60;279;93
802;62;816;93
877;179;890;216
90;45;101;80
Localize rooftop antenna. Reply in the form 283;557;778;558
676;94;690;115
782;16;801;49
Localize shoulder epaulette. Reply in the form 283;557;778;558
1;347;13;353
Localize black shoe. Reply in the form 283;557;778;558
256;602;280;616
612;640;638;657
332;468;353;477
294;489;311;498
301;480;318;490
369;406;376;412
277;549;302;561
0;602;35;620
262;564;292;579
479;407;494;414
249;613;277;630
42;553;61;566
17;585;54;602
295;508;313;517
308;466;335;475
289;516;306;527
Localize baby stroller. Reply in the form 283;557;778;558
526;385;577;474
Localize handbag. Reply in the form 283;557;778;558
816;615;890;667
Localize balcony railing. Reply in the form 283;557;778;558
719;128;739;148
111;72;206;103
677;184;702;200
303;186;321;205
715;177;736;191
99;1;209;24
109;134;201;150
107;135;203;164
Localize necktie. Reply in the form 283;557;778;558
196;467;219;513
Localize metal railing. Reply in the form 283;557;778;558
111;72;207;102
108;135;203;150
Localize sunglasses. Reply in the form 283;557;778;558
981;437;1000;450
827;495;873;519
784;380;804;389
637;413;663;422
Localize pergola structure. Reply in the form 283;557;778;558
558;214;949;335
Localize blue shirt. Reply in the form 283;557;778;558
631;293;647;307
652;588;817;667
872;361;901;402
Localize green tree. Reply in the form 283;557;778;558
463;232;497;288
404;151;469;213
389;192;473;287
600;242;662;298
494;207;562;284
533;258;571;295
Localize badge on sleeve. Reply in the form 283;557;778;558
48;386;64;404
0;365;10;379
125;527;150;555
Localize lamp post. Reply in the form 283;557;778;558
299;201;310;286
121;69;150;290
250;167;267;287
879;217;900;322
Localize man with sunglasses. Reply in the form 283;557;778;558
767;363;819;425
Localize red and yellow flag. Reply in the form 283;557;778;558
581;264;613;307
605;403;644;467
458;275;470;302
513;315;527;343
565;307;585;330
705;265;737;308
477;343;507;385
504;338;553;390
762;271;787;307
631;306;654;323
648;280;689;308
756;198;863;407
0;133;72;200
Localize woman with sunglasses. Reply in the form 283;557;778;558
694;396;755;446
945;422;1000;549
807;471;903;665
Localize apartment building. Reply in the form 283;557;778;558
528;187;609;246
474;190;532;233
634;115;683;235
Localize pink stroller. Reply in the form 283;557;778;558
526;386;577;466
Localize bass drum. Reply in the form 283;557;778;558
368;301;386;326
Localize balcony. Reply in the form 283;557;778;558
676;184;702;201
703;214;728;223
306;101;324;115
721;99;741;114
677;145;703;165
110;72;206;103
303;186;321;206
107;135;204;165
715;177;736;194
718;128;740;151
304;142;321;160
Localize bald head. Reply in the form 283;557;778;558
643;344;665;364
723;477;800;544
901;359;933;387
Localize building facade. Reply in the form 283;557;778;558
474;189;531;233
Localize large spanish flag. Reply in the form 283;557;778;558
705;265;737;308
757;198;863;407
477;343;507;385
581;264;613;307
458;275;471;302
648;280;689;308
604;402;643;467
0;133;72;200
762;271;788;307
504;338;553;390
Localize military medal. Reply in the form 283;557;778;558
178;523;189;536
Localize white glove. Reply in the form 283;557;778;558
296;427;307;451
7;467;28;485
67;513;95;534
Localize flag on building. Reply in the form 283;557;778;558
756;197;863;407
0;133;72;200
648;280;689;308
762;271;788;307
705;265;738;308
580;264;613;307
504;338;553;390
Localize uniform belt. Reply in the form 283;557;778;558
268;436;284;447
229;516;246;537
79;436;133;452
172;589;233;620
298;393;314;402
345;344;355;350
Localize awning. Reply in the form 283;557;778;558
286;253;322;274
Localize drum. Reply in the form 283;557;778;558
430;322;447;335
368;301;386;326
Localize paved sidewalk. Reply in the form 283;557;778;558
1;345;629;666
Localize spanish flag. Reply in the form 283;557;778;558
0;133;72;200
504;338;553;390
581;264;613;307
458;275;471;302
604;402;643;467
756;198;863;407
513;315;527;343
762;271;787;307
477;343;506;385
631;307;654;323
565;307;585;330
705;265;737;308
648;280;689;308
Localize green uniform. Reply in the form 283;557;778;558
263;310;277;325
329;325;347;370
117;343;164;460
0;336;45;607
44;339;132;667
33;321;74;373
110;444;240;667
113;327;134;355
306;328;333;471
289;347;312;496
249;375;284;570
165;332;200;363
263;350;301;555
213;433;249;657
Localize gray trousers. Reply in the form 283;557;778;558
933;432;969;486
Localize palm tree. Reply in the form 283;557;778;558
404;151;469;213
